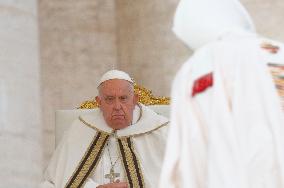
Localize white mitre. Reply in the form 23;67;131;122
98;69;134;87
172;0;256;50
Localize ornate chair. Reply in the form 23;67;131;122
55;83;170;146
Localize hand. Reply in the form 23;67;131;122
96;180;128;188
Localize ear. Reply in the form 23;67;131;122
133;94;139;105
95;96;101;106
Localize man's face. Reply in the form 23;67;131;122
96;79;138;130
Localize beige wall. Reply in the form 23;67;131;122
39;0;284;166
116;0;190;96
38;0;117;162
242;0;284;42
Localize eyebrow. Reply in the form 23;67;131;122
104;96;115;98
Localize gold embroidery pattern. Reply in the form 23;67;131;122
78;83;170;109
129;138;145;188
118;137;145;188
116;140;130;186
65;132;109;188
269;63;284;110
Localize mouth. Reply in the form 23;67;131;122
111;115;125;120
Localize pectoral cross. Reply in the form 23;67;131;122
105;167;120;183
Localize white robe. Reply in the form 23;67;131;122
41;104;169;188
159;33;284;188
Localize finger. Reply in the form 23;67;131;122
114;182;128;188
120;182;128;188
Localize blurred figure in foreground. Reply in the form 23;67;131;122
160;0;284;187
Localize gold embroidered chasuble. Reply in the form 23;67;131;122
41;104;169;188
65;125;148;188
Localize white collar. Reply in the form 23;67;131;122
80;103;169;137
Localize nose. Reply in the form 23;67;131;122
113;99;122;110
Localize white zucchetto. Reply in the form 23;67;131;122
98;70;134;87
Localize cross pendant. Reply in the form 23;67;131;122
105;167;120;183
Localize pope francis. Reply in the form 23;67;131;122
41;70;169;188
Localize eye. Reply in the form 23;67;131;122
119;96;128;102
105;96;115;104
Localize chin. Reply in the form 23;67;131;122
111;121;128;130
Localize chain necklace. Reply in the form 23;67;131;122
104;138;121;183
107;142;120;168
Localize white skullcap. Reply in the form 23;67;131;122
98;70;134;87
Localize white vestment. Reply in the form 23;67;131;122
41;104;169;188
160;0;284;187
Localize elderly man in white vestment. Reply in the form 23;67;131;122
41;70;169;188
160;0;284;187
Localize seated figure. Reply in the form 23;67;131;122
41;70;169;188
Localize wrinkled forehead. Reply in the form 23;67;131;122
98;79;134;95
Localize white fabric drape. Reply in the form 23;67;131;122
160;33;284;188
